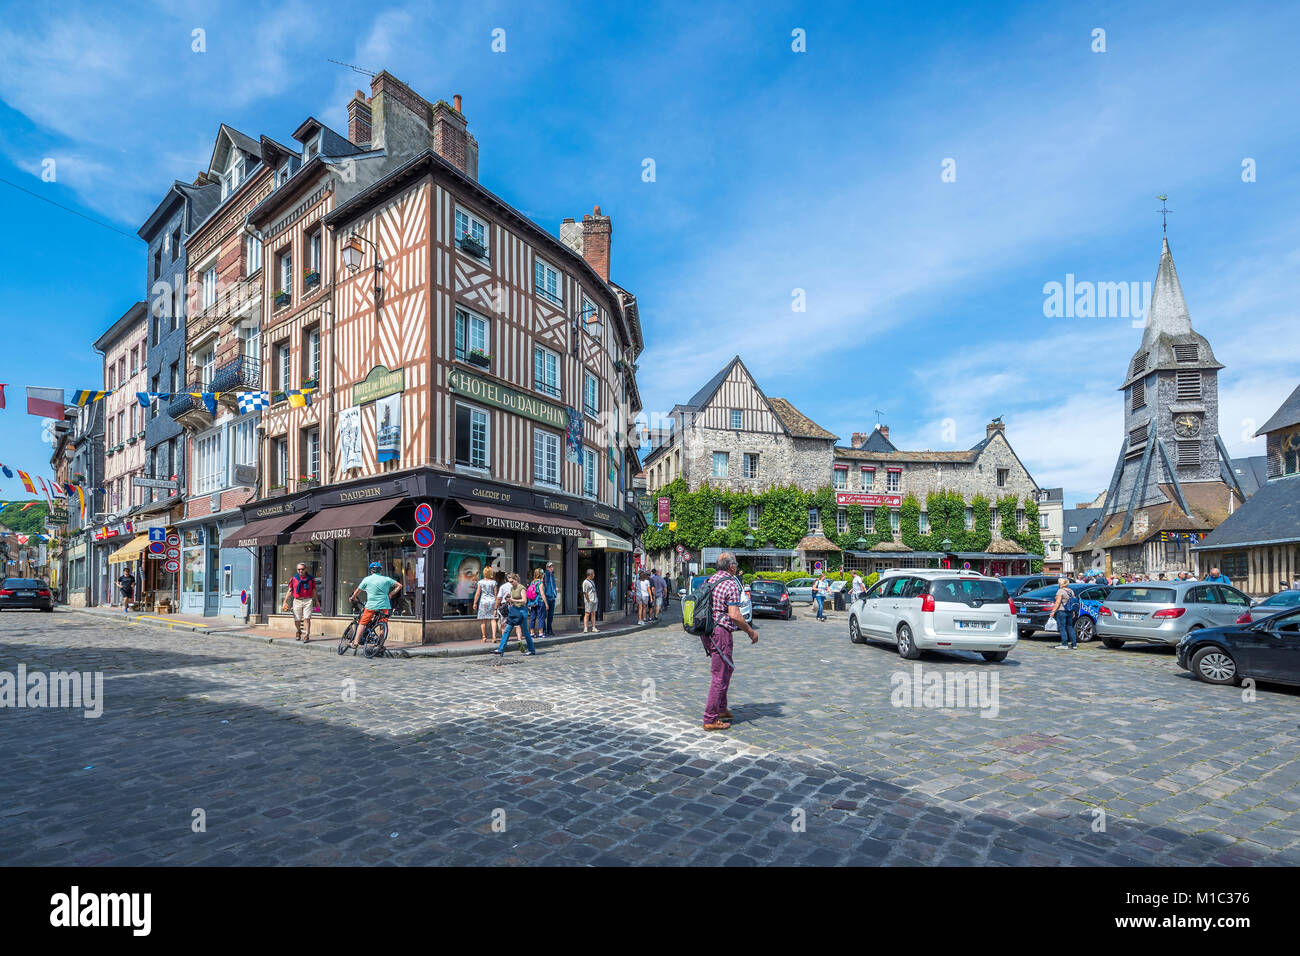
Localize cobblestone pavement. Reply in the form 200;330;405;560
3;606;1299;866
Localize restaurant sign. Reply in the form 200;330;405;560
353;364;405;405
448;368;566;430
835;492;902;508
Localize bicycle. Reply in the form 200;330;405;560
337;602;391;659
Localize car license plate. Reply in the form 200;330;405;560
1118;612;1142;621
957;621;992;629
18;591;34;596
1017;616;1031;623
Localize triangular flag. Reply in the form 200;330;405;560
16;470;35;494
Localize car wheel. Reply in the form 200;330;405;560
1018;627;1034;639
1075;616;1095;643
783;609;792;621
981;650;1008;662
897;623;921;660
1191;646;1239;685
849;615;865;644
1101;637;1125;649
41;606;53;613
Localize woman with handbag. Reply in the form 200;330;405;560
1046;577;1076;649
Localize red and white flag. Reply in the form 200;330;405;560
26;387;65;420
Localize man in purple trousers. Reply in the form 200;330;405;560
702;552;758;731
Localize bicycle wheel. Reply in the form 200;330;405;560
363;620;388;659
337;622;356;656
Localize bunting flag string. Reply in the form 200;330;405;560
16;470;36;495
71;390;109;406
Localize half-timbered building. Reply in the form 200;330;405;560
231;74;645;641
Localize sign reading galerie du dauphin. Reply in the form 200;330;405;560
448;368;567;429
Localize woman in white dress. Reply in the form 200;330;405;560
473;566;498;643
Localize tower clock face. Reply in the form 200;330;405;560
1173;415;1202;439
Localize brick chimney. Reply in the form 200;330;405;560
431;95;478;180
986;420;1005;439
879;425;889;441
851;432;869;448
581;205;612;281
347;89;372;146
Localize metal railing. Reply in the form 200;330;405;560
210;354;261;393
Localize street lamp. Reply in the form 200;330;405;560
940;537;954;553
743;533;755;549
854;535;867;550
341;233;384;309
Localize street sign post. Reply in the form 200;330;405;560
413;525;434;549
414;502;433;526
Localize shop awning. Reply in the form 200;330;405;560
455;499;589;538
289;499;400;544
227;511;309;548
107;533;150;564
583;530;632;551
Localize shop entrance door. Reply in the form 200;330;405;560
204;524;221;615
577;548;600;615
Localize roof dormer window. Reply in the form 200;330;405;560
303;134;320;162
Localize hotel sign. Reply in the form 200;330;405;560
353;365;405;405
836;493;902;507
448;368;566;429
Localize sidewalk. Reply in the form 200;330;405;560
62;602;684;659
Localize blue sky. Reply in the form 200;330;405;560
1;0;1298;508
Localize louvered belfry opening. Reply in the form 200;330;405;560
1174;343;1198;362
1176;369;1202;402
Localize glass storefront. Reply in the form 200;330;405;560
527;540;562;614
442;533;513;617
335;535;423;618
276;542;323;609
182;528;204;593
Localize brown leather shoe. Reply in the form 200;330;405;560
702;721;731;731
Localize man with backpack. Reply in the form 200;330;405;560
695;552;758;731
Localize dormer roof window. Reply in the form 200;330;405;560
303;134;321;163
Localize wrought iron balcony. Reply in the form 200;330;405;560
167;384;213;429
212;355;262;407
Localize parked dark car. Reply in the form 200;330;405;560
0;578;55;612
1013;582;1111;641
998;575;1058;598
749;579;792;620
1176;606;1300;686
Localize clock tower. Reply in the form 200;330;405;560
1075;234;1246;574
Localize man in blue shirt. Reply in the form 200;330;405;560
1203;566;1231;585
543;561;558;637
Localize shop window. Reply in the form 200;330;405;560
276;543;323;608
335;536;423;618
527;541;563;614
442;533;513;617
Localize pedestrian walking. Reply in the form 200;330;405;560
543;561;558;637
636;571;652;624
1047;576;1077;649
527;567;549;638
653;568;668;621
117;567;136;615
813;571;829;621
582;568;599;633
702;552;758;731
282;562;317;642
850;570;865;603
473;566;499;644
495;572;535;655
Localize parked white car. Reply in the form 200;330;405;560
848;569;1017;662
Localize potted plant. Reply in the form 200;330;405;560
468;348;490;369
458;232;486;258
274;289;291;309
301;378;318;391
267;483;287;495
303;267;320;290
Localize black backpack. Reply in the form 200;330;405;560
1064;588;1081;616
684;575;726;636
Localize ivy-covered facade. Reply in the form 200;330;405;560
644;477;1044;574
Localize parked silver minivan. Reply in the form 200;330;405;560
1096;580;1252;648
849;569;1017;662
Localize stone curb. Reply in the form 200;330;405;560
60;606;681;660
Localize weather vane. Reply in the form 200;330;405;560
1156;194;1171;234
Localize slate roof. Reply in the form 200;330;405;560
1061;508;1103;549
1120;238;1223;389
1257;383;1300;436
768;398;838;441
834;446;979;464
1230;456;1269;498
1072;481;1241;552
1193;477;1300;549
857;427;897;452
684;357;740;410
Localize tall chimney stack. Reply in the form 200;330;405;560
986;420;1005;439
851;432;869;448
880;425;889;441
581;205;612;281
347;90;372;146
430;94;477;180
